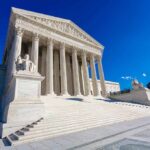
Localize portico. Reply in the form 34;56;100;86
0;7;122;139
11;29;106;97
4;7;107;97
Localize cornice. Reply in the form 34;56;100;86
11;7;104;49
14;16;102;55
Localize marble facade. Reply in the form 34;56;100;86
0;7;120;137
4;7;108;97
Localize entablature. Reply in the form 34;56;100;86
14;17;103;56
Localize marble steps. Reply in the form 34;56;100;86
21;115;140;135
4;116;134;146
5;98;150;146
43;104;150;112
5;112;144;146
43;111;146;122
33;114;141;129
51;110;147;116
20;115;135;132
35;115;141;129
4;118;44;146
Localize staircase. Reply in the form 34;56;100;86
4;96;150;145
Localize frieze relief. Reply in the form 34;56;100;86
18;14;100;47
15;18;101;55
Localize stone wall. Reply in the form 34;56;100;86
89;79;120;95
110;89;150;106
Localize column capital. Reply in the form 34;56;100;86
32;33;39;41
72;46;78;53
96;55;102;61
60;42;65;49
89;53;95;59
81;50;87;56
15;27;24;37
47;38;54;45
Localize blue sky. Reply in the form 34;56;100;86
0;0;150;90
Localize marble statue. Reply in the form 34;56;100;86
132;79;144;90
16;54;36;73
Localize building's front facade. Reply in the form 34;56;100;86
0;8;120;137
4;7;108;97
89;80;120;95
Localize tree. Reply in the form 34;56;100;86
146;82;150;89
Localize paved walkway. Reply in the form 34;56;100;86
1;116;150;150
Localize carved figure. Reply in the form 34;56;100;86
22;54;30;71
132;79;144;90
16;56;23;71
16;54;36;73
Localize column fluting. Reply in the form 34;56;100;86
90;54;99;96
81;51;90;95
97;56;107;96
12;27;23;73
46;39;55;95
31;33;39;72
60;42;68;95
72;48;81;96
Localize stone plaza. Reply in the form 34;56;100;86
0;7;150;149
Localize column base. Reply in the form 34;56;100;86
46;93;57;97
101;91;108;97
60;93;71;97
74;92;83;96
84;92;92;96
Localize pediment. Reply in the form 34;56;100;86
12;7;103;48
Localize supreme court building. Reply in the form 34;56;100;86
3;7;119;97
0;8;120;137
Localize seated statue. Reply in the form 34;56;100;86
132;79;144;90
16;54;36;73
16;56;23;71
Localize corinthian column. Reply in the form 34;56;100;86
12;27;23;74
90;54;99;96
97;56;107;97
81;51;90;96
60;43;68;95
46;39;55;95
72;48;81;96
31;33;39;72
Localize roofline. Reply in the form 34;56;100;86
89;78;120;85
11;7;104;49
12;7;70;23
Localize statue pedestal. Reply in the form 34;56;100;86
13;71;44;100
0;71;45;138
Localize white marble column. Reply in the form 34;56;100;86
12;27;23;74
53;50;60;95
90;54;99;96
97;56;107;96
46;39;55;95
28;43;32;59
41;47;46;95
60;42;68;95
81;51;90;96
31;33;39;72
41;48;46;76
72;48;81;96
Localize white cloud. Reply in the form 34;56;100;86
121;76;133;80
142;73;147;77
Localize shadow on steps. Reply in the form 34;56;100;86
65;98;84;102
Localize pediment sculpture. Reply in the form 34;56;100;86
16;54;36;73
